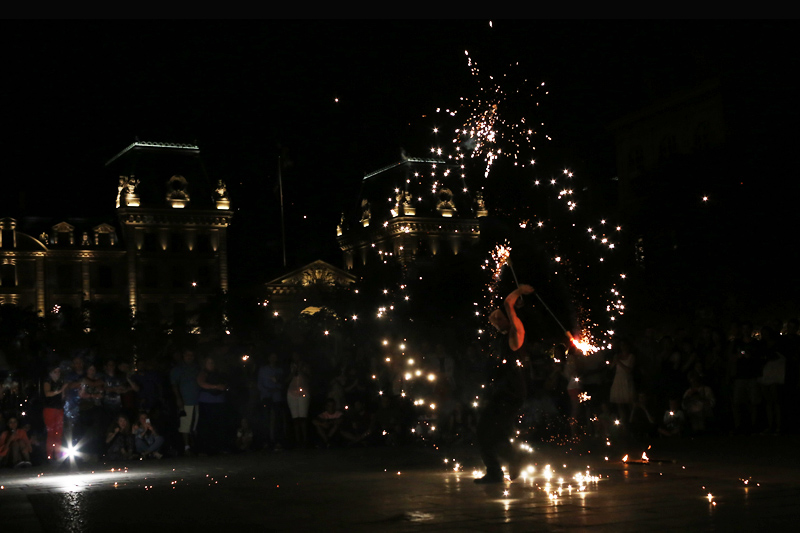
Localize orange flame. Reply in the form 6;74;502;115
569;332;599;355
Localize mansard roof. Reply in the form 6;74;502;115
106;141;219;210
339;155;481;234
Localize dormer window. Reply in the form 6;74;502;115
52;222;75;245
93;223;117;246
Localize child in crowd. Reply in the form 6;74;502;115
313;398;343;447
340;399;373;446
236;418;254;451
658;399;685;437
0;416;33;467
682;372;715;434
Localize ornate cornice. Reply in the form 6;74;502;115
337;215;480;252
117;208;233;227
0;249;126;260
0;251;47;258
43;250;127;259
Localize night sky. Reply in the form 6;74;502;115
1;21;796;295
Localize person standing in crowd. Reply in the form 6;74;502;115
42;365;66;460
257;352;287;451
63;355;86;449
117;361;140;417
133;359;164;413
474;284;534;484
287;357;311;448
730;322;763;434
196;356;228;455
101;359;129;427
78;364;106;461
171;349;200;455
327;367;347;412
610;338;636;425
657;336;684;409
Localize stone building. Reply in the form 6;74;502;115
0;141;233;330
336;156;487;271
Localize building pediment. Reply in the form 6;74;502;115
52;221;75;233
266;260;357;294
93;223;116;234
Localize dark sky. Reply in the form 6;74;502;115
1;20;795;282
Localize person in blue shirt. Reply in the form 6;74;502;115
257;352;287;450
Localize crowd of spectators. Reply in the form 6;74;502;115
1;315;799;468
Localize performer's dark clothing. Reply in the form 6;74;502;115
476;335;528;479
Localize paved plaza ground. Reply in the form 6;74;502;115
2;434;800;532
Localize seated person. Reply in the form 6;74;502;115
340;399;373;446
0;416;33;468
105;414;135;461
236;418;254;452
312;399;343;447
658;399;686;438
132;412;165;459
682;373;715;434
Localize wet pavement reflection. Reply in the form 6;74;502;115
1;439;799;532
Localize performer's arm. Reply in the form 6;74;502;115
504;285;534;351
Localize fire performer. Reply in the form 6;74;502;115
474;284;534;484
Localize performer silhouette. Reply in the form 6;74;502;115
474;284;534;484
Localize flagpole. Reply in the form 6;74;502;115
278;153;287;268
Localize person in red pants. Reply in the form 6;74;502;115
42;365;67;461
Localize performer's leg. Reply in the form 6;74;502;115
476;400;522;483
475;402;506;483
495;403;523;479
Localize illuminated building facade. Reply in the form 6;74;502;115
0;217;124;312
0;142;233;328
264;260;357;319
336;157;487;271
